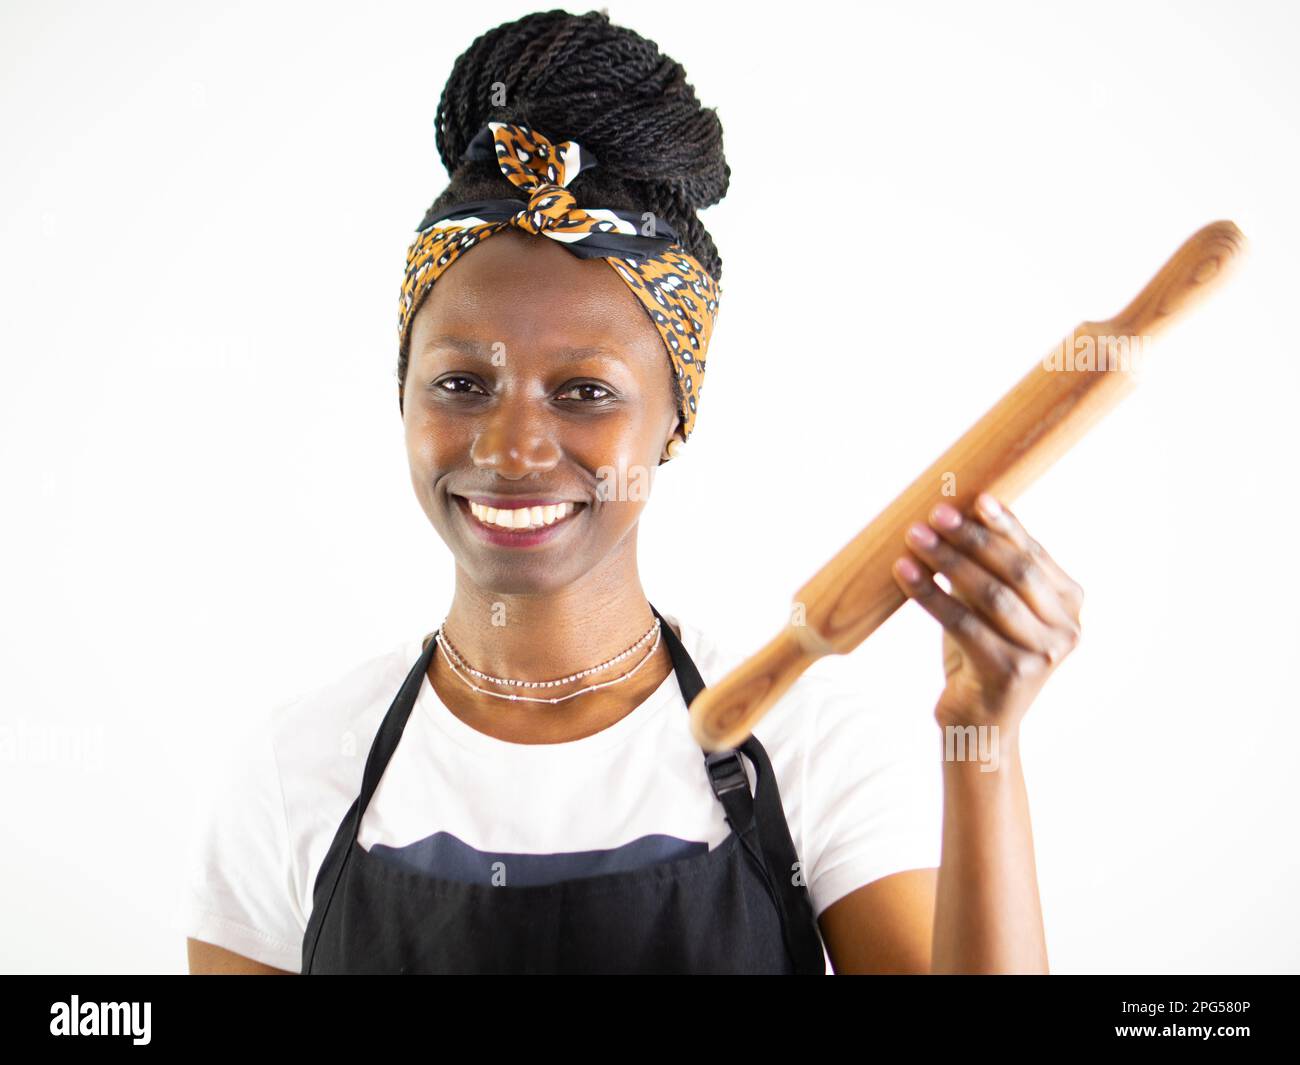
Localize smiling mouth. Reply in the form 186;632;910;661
452;494;588;544
464;498;583;531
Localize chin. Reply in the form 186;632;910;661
460;560;577;596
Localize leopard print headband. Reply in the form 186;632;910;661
398;121;722;444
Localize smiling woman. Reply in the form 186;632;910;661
183;7;944;976
403;227;682;594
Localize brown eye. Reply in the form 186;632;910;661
436;376;487;396
556;382;613;403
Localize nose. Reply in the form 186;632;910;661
468;397;562;477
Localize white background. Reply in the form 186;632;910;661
1;0;1295;974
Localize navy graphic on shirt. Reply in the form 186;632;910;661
368;831;710;886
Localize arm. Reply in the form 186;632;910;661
185;710;306;975
187;937;294;975
818;868;936;974
817;726;1045;974
822;493;1081;973
930;724;1046;973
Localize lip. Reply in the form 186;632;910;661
452;494;587;549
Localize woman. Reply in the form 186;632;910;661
185;9;1083;975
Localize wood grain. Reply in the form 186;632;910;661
690;220;1246;751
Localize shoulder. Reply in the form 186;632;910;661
266;634;428;834
182;634;428;971
666;612;942;918
668;611;879;752
267;636;422;763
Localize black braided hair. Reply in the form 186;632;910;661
397;8;729;421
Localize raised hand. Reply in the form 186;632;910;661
892;492;1084;730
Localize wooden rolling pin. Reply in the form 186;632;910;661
691;220;1246;751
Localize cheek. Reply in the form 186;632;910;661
574;408;662;476
405;408;456;470
588;439;661;514
404;413;461;522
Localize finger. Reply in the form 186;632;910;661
892;551;1026;678
927;501;1079;632
904;521;1057;654
975;493;1085;616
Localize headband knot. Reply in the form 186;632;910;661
399;121;722;443
518;182;579;235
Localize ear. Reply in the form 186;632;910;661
659;417;685;465
665;415;682;448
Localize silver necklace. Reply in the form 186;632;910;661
433;617;662;704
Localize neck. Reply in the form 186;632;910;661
439;576;665;683
427;554;679;743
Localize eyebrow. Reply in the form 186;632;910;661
423;334;627;364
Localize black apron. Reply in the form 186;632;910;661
301;603;827;974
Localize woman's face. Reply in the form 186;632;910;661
402;229;680;594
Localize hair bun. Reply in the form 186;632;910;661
433;9;728;221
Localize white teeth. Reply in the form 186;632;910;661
467;500;578;530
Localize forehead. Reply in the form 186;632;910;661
408;229;664;366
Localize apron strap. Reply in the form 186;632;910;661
354;634;438;835
737;732;828;973
649;603;827;974
304;634;437;973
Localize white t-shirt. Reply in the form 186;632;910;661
180;611;942;973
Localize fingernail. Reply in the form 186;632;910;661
897;557;921;582
931;503;960;528
908;522;937;547
978;492;1001;517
